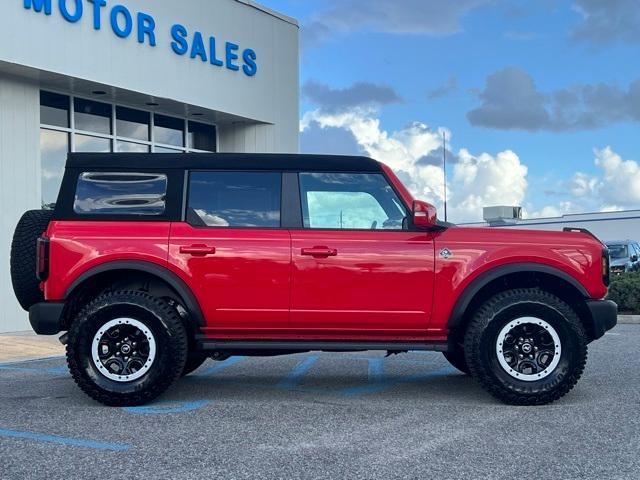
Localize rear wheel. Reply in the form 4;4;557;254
464;288;587;405
66;291;188;406
442;350;470;374
10;209;53;310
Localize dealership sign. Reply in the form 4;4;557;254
23;0;258;77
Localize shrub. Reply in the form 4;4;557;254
606;272;640;314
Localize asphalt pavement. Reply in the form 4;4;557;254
0;325;638;479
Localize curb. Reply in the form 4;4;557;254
618;315;640;324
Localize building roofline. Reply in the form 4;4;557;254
235;0;299;27
461;208;640;226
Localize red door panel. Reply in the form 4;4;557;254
290;230;435;337
168;222;291;337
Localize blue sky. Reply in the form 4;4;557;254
262;0;640;222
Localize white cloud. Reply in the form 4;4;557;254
301;108;529;222
593;147;640;205
526;202;576;219
570;172;598;197
570;147;640;209
450;149;528;221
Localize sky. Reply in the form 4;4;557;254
261;0;640;223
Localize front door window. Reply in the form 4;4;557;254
298;173;407;231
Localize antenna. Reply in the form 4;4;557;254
443;131;448;222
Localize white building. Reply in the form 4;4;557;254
0;0;299;333
464;206;640;244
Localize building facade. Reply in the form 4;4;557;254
0;0;299;332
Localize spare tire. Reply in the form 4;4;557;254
10;210;53;311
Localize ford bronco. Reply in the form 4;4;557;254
11;153;617;406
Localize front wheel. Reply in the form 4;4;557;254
66;291;188;406
181;353;209;377
464;288;588;405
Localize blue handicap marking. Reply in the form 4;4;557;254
45;366;69;376
277;355;319;390
341;357;392;396
341;360;458;397
122;399;210;415
0;362;68;376
196;356;247;377
367;358;385;383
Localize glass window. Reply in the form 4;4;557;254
116;106;150;141
40;129;69;208
154;114;184;147
188;172;281;228
608;244;629;259
74;98;112;134
155;146;184;153
40;91;70;128
188;121;216;151
75;134;111;152
299;173;407;230
116;140;150;153
74;172;167;216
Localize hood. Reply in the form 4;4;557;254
450;226;604;248
610;258;629;267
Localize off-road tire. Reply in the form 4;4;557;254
66;291;188;406
181;353;208;376
443;350;470;375
464;288;588;405
10;209;53;311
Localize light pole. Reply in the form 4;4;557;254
443;131;448;222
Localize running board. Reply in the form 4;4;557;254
197;340;450;353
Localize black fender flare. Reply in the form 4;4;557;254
448;263;590;332
66;260;205;328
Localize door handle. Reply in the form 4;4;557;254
301;246;338;258
180;245;216;256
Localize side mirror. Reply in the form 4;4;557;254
631;255;638;262
412;200;437;229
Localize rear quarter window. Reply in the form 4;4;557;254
73;172;168;216
187;171;281;228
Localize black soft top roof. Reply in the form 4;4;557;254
66;153;382;172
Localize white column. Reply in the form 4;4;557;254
0;74;41;333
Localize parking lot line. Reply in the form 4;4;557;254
196;355;247;377
122;400;211;415
0;428;131;451
277;355;319;389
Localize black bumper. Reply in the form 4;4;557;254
29;302;64;335
586;299;618;341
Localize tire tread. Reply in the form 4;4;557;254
66;291;188;406
464;288;588;406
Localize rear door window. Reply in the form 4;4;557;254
74;172;167;215
187;171;281;228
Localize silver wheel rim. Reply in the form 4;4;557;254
495;317;561;382
91;318;156;382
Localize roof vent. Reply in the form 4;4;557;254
483;206;522;226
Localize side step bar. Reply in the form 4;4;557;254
198;340;450;353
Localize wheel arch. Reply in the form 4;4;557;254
63;261;205;333
448;263;595;344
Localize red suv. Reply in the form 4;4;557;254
11;153;616;406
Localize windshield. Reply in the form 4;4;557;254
607;244;629;259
